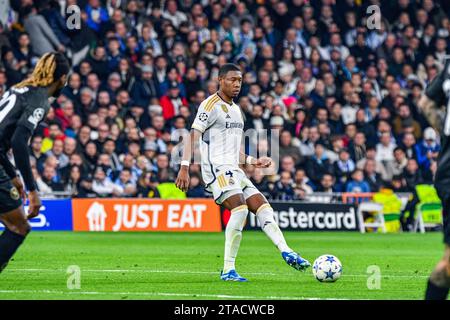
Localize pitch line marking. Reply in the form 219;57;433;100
0;289;358;300
7;268;429;278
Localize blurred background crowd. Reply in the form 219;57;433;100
0;0;449;201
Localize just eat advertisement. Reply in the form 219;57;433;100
72;198;222;232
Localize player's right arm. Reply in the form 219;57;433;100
175;98;218;192
176;129;202;192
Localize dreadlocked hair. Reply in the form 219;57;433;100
14;52;60;88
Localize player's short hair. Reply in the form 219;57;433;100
218;63;240;78
14;52;70;88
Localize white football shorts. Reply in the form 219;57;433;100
205;166;261;205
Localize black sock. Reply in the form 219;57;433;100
0;228;26;273
425;278;449;300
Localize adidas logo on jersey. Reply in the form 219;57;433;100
226;114;231;119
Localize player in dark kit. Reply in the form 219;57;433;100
419;57;450;300
0;52;70;273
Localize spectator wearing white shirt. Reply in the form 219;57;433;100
32;166;53;196
45;139;69;169
92;167;121;197
327;33;350;61
376;132;397;163
162;0;187;29
305;36;330;61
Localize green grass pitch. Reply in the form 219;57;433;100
0;231;446;300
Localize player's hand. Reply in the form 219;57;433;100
11;176;26;204
254;157;272;168
27;190;42;220
175;167;190;192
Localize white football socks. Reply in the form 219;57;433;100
256;204;292;253
223;205;248;273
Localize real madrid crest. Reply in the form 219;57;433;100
221;104;229;113
10;187;20;201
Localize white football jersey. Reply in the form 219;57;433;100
191;93;245;186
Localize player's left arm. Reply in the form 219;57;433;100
11;101;48;218
11;126;35;192
11;124;42;219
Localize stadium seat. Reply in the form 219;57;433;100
356;202;386;234
413;185;443;233
413;203;443;233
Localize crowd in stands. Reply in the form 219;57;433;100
0;0;449;202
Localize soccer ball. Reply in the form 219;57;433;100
312;255;342;282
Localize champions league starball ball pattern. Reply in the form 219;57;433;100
312;255;343;282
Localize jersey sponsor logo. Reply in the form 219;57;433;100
198;112;208;122
225;122;244;129
9;187;20;201
27;108;45;127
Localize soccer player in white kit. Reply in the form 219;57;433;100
176;64;310;281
